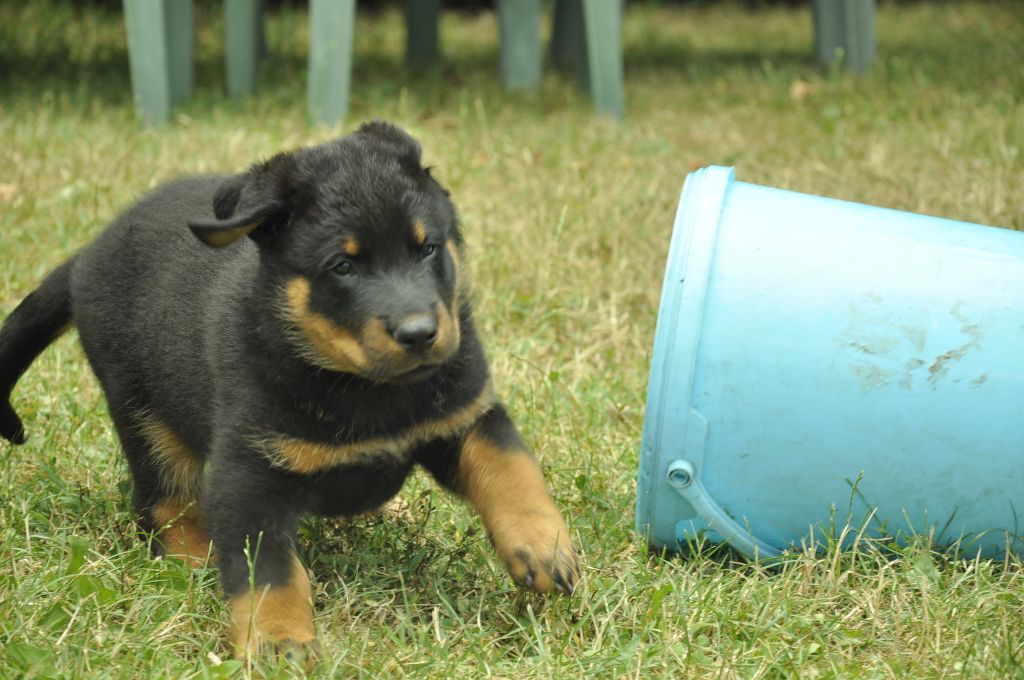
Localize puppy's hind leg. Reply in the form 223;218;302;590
107;402;211;565
134;410;211;565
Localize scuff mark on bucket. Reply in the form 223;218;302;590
850;362;898;390
929;349;966;381
899;358;927;390
900;325;927;352
839;295;933;391
927;320;982;385
847;337;899;356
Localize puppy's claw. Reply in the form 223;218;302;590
555;555;580;595
553;569;573;595
280;639;321;671
240;639;320;673
502;541;580;596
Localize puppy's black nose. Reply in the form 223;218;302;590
391;315;438;351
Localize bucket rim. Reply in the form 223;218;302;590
636;166;735;543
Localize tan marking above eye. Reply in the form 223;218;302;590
342;237;360;257
257;381;495;474
413;220;427;246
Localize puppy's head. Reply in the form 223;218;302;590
188;121;465;383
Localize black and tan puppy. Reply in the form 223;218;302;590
0;121;579;660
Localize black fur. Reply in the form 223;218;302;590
1;123;578;656
0;258;75;443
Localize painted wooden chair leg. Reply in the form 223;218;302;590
497;0;541;90
307;0;356;125
164;1;194;105
550;0;588;88
813;0;876;74
581;0;625;119
225;0;262;97
257;0;268;62
406;0;441;66
123;0;193;126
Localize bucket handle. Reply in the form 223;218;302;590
666;459;782;560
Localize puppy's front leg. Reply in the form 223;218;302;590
420;405;580;594
204;458;317;664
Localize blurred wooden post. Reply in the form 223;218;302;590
308;0;356;125
225;0;262;96
123;0;629;126
497;0;541;90
406;0;441;66
123;0;193;125
550;0;587;90
581;0;624;120
813;0;876;74
551;0;624;119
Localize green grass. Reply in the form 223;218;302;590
1;1;1023;677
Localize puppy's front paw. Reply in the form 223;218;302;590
235;638;321;673
274;639;322;672
491;509;580;595
455;422;581;595
229;554;317;669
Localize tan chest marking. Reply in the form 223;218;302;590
259;382;495;474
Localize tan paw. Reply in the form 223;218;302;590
236;638;321;673
491;510;580;595
230;553;316;668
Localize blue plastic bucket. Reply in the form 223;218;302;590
636;167;1024;559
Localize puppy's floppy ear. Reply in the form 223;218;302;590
188;152;294;248
356;120;422;167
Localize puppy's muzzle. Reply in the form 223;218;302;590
389;313;438;353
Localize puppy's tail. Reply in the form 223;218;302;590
0;257;76;444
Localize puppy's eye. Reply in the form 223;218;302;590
332;260;354;276
420;243;437;260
